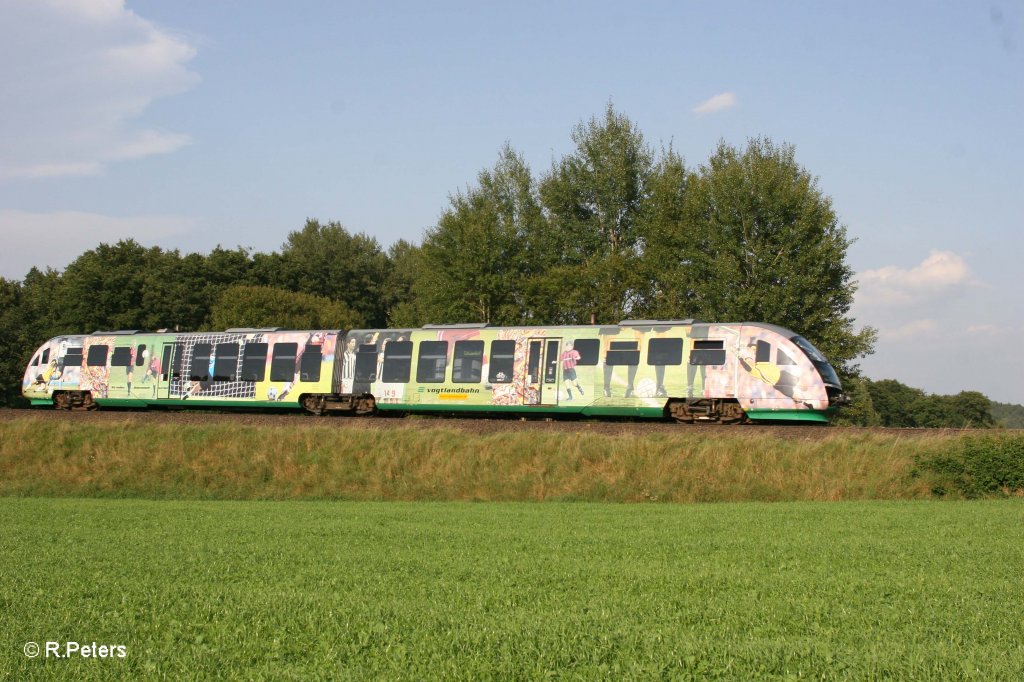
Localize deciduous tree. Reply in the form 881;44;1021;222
415;145;545;325
648;137;875;373
538;103;654;324
210;285;360;330
277;220;391;327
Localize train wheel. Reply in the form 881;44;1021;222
355;395;377;415
301;394;327;416
667;398;747;424
53;392;72;410
718;402;748;424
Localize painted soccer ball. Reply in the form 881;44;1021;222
267;387;278;401
636;377;657;398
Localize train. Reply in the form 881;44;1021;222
21;320;847;423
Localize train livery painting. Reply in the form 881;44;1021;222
22;320;847;423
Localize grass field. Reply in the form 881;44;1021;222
4;416;1023;502
3;497;1023;679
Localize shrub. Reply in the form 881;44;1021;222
917;435;1024;498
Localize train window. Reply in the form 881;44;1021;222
135;344;147;367
690;340;725;366
527;341;542;380
111;346;133;367
270;343;298;382
606;340;640;366
755;340;771;363
240;342;268;382
300;344;322;382
574;339;600;366
488;340;515;384
31;354;39;367
453;340;484;383
776;348;796;365
87;345;109;367
64;348;83;368
41;349;50;364
544;340;560;384
381;341;413;383
354;344;378;383
416;341;448;383
214;343;239;381
647;338;684;366
171;343;186;378
190;343;212;381
161;345;172;380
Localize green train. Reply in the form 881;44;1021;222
22;320;847;423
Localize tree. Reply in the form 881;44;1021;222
3;268;72;407
866;379;926;427
382;239;425;327
991;401;1024;429
636;147;692;319
648;137;875;374
18;267;68;341
831;375;881;426
950;391;996;428
59;239;157;332
210;285;361;330
0;278;27;406
914;391;994;429
538;103;654;324
865;380;997;428
415;145;546;324
276;219;391;327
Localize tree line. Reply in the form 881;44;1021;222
836;378;998;428
0;104;1011;425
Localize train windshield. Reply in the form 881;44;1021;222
790;335;842;388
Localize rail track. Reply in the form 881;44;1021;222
0;407;993;439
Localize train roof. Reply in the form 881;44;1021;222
52;320;802;340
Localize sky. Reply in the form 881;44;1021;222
0;0;1022;404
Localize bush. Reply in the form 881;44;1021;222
918;436;1024;498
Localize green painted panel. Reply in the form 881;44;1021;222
746;408;832;423
581;405;666;419
376;402;586;415
94;398;300;410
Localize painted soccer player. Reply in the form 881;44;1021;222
560;340;584;400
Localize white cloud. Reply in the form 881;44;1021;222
0;210;199;279
857;250;974;307
0;0;199;180
692;92;737;116
851;249;1024;402
881;318;937;340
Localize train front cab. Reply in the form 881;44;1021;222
736;324;846;423
23;339;58;405
22;336;91;408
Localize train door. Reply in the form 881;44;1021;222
523;338;561;406
155;342;182;400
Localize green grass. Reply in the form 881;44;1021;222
2;497;1023;679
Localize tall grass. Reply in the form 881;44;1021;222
3;416;1010;501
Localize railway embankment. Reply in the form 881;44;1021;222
1;411;1021;502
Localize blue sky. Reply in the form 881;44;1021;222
1;0;1021;403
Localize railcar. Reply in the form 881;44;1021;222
22;320;847;423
